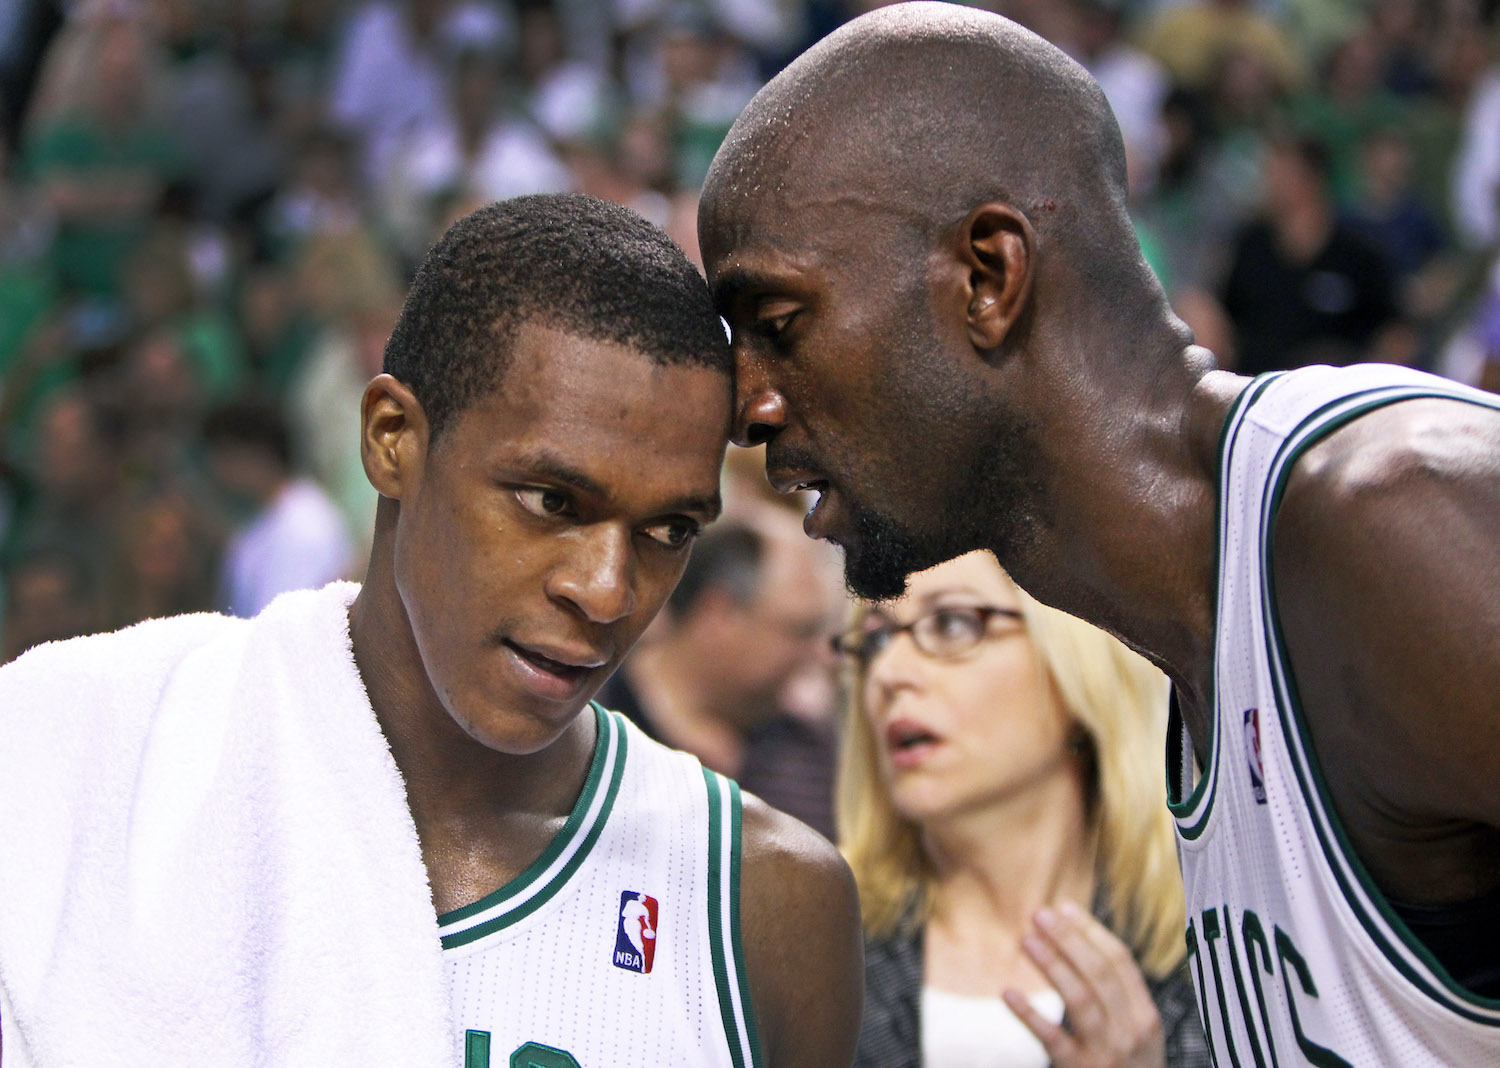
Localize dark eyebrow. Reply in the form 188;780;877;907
709;266;762;313
517;453;607;498
516;452;723;521
666;493;723;523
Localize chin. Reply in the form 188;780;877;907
453;694;590;756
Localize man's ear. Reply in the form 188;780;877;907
956;202;1036;353
360;373;428;500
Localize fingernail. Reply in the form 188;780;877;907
1059;901;1084;920
1035;907;1057;929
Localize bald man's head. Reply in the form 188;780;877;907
703;2;1134;281
698;2;1185;599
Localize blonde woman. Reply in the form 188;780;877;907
838;552;1208;1068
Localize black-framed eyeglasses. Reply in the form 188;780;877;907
830;605;1024;665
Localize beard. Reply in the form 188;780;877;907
836;408;1048;601
840;505;930;600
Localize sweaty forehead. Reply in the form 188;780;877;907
699;140;933;289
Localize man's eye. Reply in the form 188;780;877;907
642;519;700;549
753;311;797;340
516;488;572;517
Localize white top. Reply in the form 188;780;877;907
1172;363;1500;1065
223;478;354;619
443;707;760;1068
920;987;1063;1068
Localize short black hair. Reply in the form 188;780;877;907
202;397;294;471
668;521;764;617
384;193;730;440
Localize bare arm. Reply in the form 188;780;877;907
1272;397;1500;904
739;794;864;1068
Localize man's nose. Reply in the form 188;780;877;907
548;526;637;625
732;352;789;447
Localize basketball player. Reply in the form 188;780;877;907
697;5;1500;1064
0;195;862;1066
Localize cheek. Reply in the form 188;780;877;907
948;651;1055;744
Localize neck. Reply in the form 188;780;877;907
622;642;744;775
348;528;596;875
924;768;1096;933
996;345;1238;713
920;768;1096;995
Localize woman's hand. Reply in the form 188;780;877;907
1002;902;1167;1068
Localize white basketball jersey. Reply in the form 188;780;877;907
442;705;762;1068
1169;364;1500;1065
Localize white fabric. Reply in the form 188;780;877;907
1174;364;1500;1065
919;987;1063;1068
1452;67;1500;249
0;583;457;1066
224;478;354;619
444;711;754;1066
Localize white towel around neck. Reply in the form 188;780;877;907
0;582;457;1066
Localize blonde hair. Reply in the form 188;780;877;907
835;561;1186;979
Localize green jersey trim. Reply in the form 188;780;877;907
1260;383;1500;1025
704;769;764;1068
1169;372;1283;838
438;705;629;950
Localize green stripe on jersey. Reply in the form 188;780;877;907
704;769;764;1068
439;705;628;949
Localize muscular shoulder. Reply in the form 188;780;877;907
1270;397;1500;849
1281;397;1500;520
738;793;863;1068
1274;397;1500;622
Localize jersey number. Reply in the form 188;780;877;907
465;1031;582;1068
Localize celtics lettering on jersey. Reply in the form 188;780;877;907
1186;906;1352;1067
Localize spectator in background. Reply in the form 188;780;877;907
1288;28;1407;208
20;13;181;303
1068;0;1169;196
102;487;219;630
1139;0;1301;98
1452;48;1500;253
383;45;572;261
119;225;245;400
202;396;353;619
1;544;98;664
1221;134;1401;374
327;0;512;190
13;384;124;568
598;512;841;836
283;228;404;560
838;551;1206;1068
260;126;365;259
1345;125;1452;334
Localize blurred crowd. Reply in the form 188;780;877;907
4;0;1500;734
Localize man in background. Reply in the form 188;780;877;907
202;395;355;617
600;510;841;836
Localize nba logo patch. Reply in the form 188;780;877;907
1243;708;1266;804
614;891;659;974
